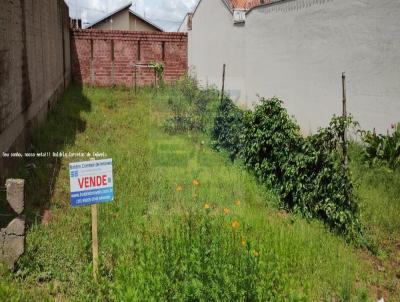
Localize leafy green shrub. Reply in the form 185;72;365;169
213;97;362;240
212;97;246;160
240;98;302;188
360;123;400;169
163;76;219;134
294;117;360;238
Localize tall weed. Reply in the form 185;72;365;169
163;76;219;134
360;123;400;169
108;209;307;301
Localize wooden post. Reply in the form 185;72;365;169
342;72;347;118
90;158;98;281
90;40;94;86
111;40;115;87
134;65;137;94
91;204;98;281
221;64;226;102
342;72;348;166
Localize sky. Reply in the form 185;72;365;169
65;0;197;31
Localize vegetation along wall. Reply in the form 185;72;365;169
71;29;188;87
186;0;400;133
0;0;71;181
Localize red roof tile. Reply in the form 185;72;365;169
228;0;263;9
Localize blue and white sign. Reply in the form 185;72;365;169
69;158;113;207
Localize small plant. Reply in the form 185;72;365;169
176;75;199;104
360;123;400;169
149;61;164;85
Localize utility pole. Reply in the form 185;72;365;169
342;72;348;167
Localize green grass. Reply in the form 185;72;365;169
0;84;398;301
349;144;400;298
350;144;400;250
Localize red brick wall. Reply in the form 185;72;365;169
71;29;188;87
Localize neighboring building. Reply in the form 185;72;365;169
180;0;400;133
70;18;82;29
86;2;163;32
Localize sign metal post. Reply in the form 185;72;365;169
91;203;98;280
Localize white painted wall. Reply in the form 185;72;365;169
188;0;246;102
178;14;189;32
185;0;400;133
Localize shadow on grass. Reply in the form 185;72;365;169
0;83;91;228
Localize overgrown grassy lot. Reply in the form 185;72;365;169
349;144;400;297
0;84;399;301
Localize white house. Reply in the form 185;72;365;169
180;0;400;133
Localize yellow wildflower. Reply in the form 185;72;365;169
176;185;183;192
231;219;240;229
204;203;210;209
253;249;259;257
235;200;241;206
192;179;200;186
241;239;246;246
223;207;230;215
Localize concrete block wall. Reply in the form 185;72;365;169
0;0;71;181
1;179;25;270
71;29;188;87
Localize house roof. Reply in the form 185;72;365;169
86;1;164;32
128;9;164;32
228;0;262;10
86;2;132;29
188;0;265;17
179;0;284;31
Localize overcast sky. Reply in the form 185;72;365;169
65;0;197;31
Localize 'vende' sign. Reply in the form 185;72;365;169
69;158;113;206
